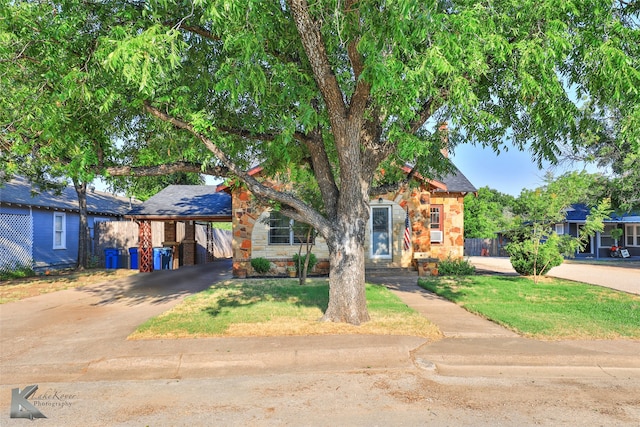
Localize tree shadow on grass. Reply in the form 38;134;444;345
419;277;470;302
201;282;329;319
419;275;523;303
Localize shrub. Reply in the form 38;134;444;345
437;257;475;276
506;234;564;277
292;253;317;272
250;257;272;275
0;262;35;280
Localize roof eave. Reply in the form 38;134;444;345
123;214;233;222
1;201;126;216
400;166;448;191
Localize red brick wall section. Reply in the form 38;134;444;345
164;221;176;242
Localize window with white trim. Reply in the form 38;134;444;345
555;224;564;235
600;224;615;247
626;224;640;247
53;212;66;249
430;205;443;243
268;212;314;245
430;206;442;230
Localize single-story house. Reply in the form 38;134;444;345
0;176;139;272
88;159;474;276
559;203;640;258
230;164;476;277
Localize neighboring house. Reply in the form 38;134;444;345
230;165;476;277
0;176;138;272
558;204;640;258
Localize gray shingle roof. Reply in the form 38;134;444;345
436;164;477;193
126;185;232;220
403;162;477;193
0;176;138;216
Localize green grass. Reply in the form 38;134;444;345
419;275;640;340
210;222;232;231
130;278;441;339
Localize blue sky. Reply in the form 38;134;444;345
449;143;600;196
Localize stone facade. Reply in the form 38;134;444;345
231;181;466;277
428;193;465;260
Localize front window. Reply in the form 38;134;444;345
430;205;443;243
626;225;640;247
268;212;314;245
601;224;615;247
430;206;442;230
53;212;66;249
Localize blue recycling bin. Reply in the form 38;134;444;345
161;247;173;270
153;247;162;270
128;247;138;270
104;248;119;269
153;247;173;270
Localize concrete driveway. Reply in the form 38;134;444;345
468;256;640;295
0;259;422;386
0;260;233;384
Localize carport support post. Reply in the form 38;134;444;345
182;220;196;266
163;221;180;269
138;220;153;272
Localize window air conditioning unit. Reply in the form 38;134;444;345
430;230;443;243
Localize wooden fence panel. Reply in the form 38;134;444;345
195;225;232;263
464;238;507;257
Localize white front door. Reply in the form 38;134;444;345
370;206;392;259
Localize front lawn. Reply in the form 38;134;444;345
129;278;442;340
419;275;640;340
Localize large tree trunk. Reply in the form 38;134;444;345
322;205;371;325
73;180;89;270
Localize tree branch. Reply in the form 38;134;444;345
288;0;347;123
345;1;370;120
106;161;229;178
369;165;418;197
297;130;339;217
166;21;220;41
143;102;332;235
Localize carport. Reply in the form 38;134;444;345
125;185;232;272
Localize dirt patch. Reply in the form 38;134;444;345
0;269;139;303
